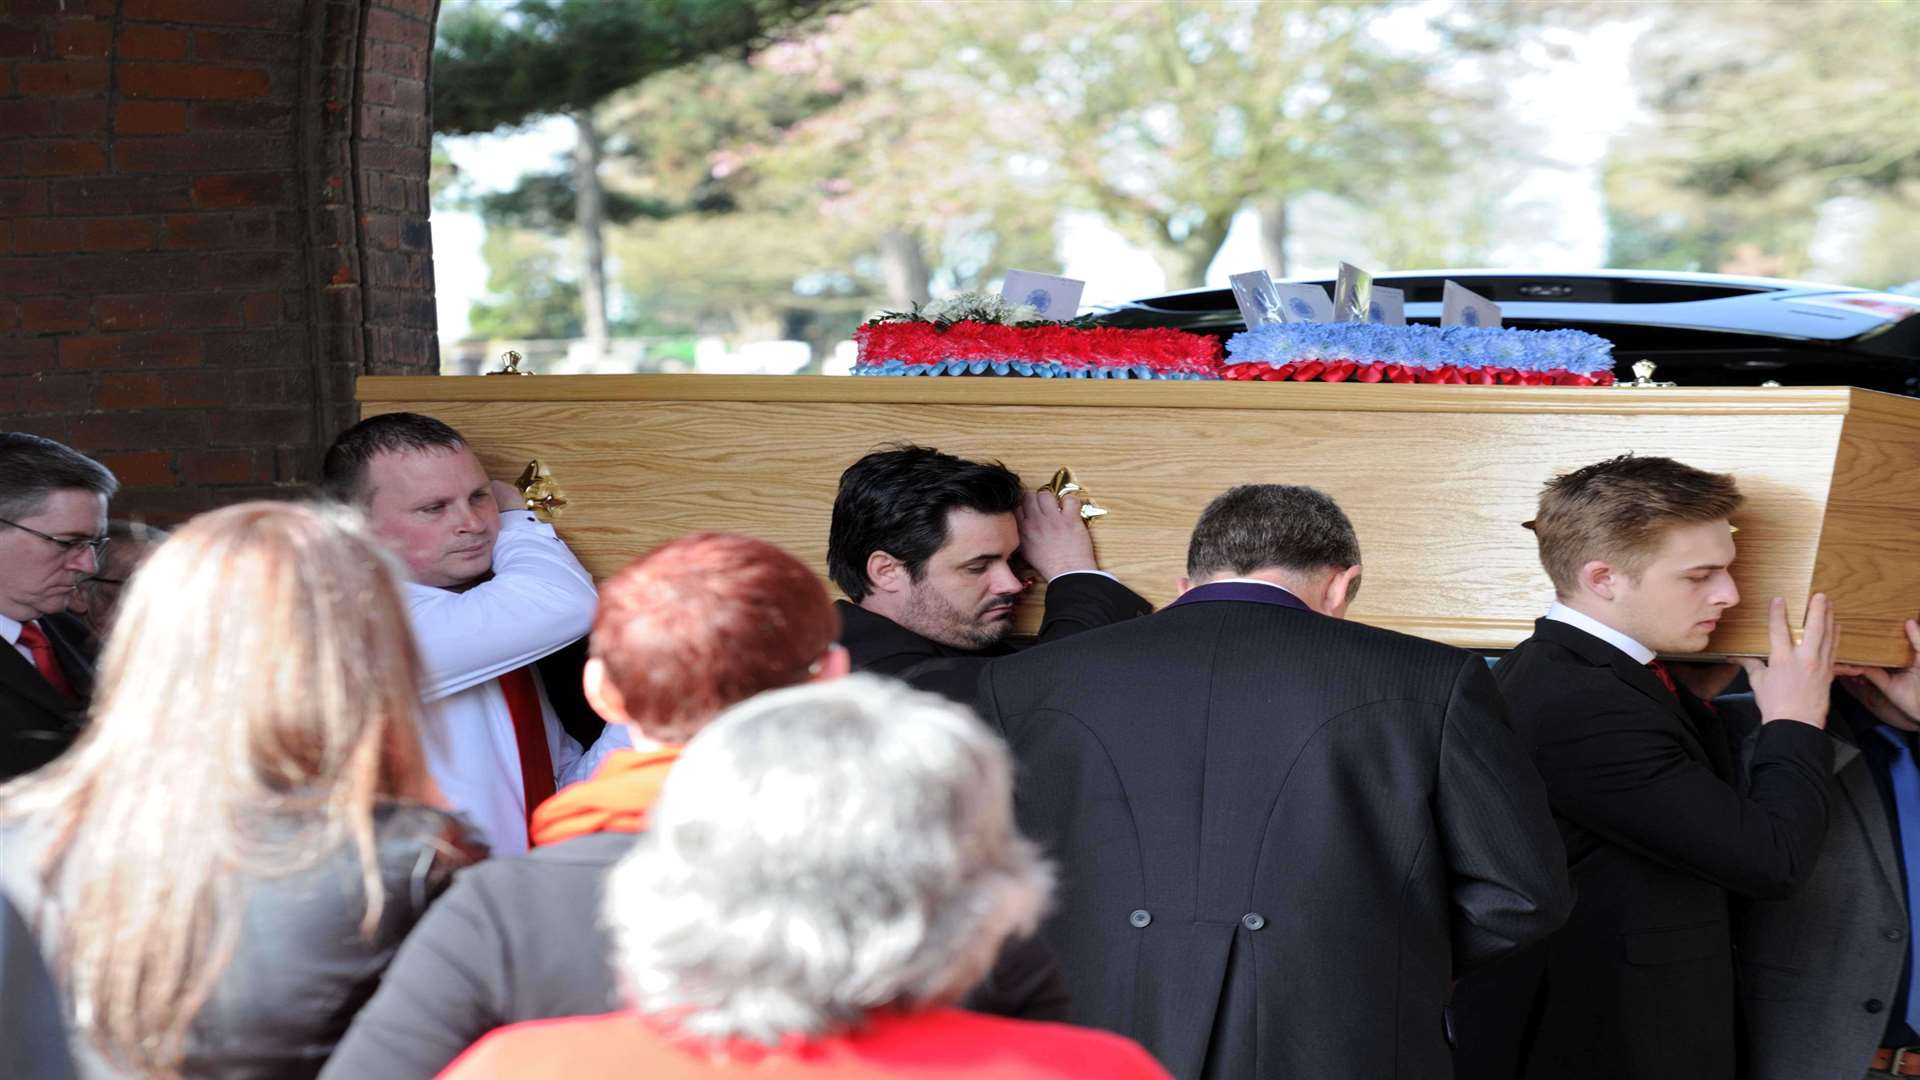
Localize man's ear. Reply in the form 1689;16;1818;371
1579;559;1619;603
1323;564;1363;619
809;643;852;683
864;550;909;596
582;657;631;725
1175;575;1192;596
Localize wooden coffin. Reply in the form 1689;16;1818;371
357;375;1920;667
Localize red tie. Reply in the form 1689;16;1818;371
497;666;556;839
16;622;73;698
1646;658;1680;697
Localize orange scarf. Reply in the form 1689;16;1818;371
528;748;682;847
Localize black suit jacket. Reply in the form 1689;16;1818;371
977;591;1570;1080
837;571;1151;703
1451;618;1832;1080
0;613;96;781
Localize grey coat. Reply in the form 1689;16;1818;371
1734;696;1909;1080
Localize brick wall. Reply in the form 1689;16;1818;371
0;0;439;523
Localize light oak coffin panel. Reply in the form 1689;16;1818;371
359;376;1918;666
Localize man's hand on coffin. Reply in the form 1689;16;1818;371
1835;615;1920;731
1737;593;1837;729
1014;490;1098;581
490;480;525;513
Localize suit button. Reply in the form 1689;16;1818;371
1868;998;1887;1014
1888;928;1907;942
1241;912;1266;931
1129;909;1151;928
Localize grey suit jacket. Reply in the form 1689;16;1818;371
1734;694;1908;1079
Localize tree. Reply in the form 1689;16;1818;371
1604;0;1920;281
433;0;844;353
891;1;1495;288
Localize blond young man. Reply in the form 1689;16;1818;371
1452;454;1837;1080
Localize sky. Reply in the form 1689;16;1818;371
430;17;1648;339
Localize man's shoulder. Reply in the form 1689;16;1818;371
991;600;1475;692
835;600;952;670
444;833;632;919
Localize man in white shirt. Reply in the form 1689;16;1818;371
323;412;597;854
0;432;116;780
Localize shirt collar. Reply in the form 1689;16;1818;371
1544;600;1655;665
0;612;23;648
1205;577;1302;599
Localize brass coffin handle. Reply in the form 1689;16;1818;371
1041;466;1108;521
515;459;568;518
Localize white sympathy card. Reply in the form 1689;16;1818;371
1442;281;1502;328
1001;270;1085;321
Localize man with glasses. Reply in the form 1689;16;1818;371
0;432;116;780
67;520;168;639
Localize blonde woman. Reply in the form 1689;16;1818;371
0;501;485;1080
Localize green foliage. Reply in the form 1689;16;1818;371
475;170;674;229
465;229;585;340
432;0;849;134
1605;1;1920;279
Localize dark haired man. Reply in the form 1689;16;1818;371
826;445;1148;703
322;412;600;855
1452;454;1836;1080
0;432;116;780
978;483;1570;1079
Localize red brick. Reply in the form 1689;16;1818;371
363;7;427;46
159;213;229;249
97;450;176;485
242;290;279;325
366;41;425;80
191;172;284;209
0;181;48;218
51;21;112;58
120;62;272;101
0;28;42;59
98;293;245;332
0;335;59;374
6;0;115;15
82;218;155;252
114;133;287;173
17;297;91;333
0;302;16;332
191;28;298;65
178;447;260;484
12;218;83;254
116;25;189;61
51;176;192;215
205;327;302;366
96;370;223;409
199;249;298;289
204;407;307;447
59;332;204;370
112;101;180;136
15;61;109;96
0;374;89;415
7;140;108;177
0;101;57;138
188;100;293;132
0;257;61;297
124;0;296;29
70;410;204;451
54;99;108;133
57;253;203;293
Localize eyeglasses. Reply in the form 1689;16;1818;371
0;517;110;558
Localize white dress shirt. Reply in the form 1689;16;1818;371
408;510;596;854
1543;600;1655;664
0;613;34;667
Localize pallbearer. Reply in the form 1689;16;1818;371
1453;454;1837;1080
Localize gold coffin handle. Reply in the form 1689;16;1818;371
1041;466;1108;521
515;459;568;518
